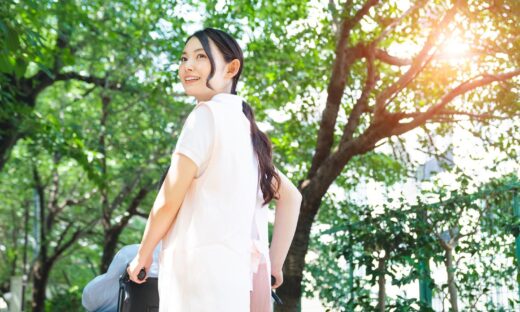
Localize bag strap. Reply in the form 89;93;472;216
117;263;130;312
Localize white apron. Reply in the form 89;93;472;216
158;92;271;312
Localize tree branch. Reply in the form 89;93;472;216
109;175;142;212
54;72;125;90
374;0;428;45
374;48;412;66
110;145;165;213
374;2;460;119
55;189;98;216
27;71;127;103
50;217;99;263
116;185;153;229
340;43;378;145
308;0;380;179
390;69;520;136
396;109;513;121
134;210;149;218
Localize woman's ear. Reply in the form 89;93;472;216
226;59;241;78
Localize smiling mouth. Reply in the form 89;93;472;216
185;77;200;83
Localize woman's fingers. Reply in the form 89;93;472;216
274;278;283;288
271;272;283;289
127;253;153;283
127;265;147;284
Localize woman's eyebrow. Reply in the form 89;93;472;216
182;48;205;55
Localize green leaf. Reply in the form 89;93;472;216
14;56;27;78
5;25;20;51
0;55;14;73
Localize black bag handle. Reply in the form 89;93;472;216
117;263;147;312
271;275;283;305
117;266;129;312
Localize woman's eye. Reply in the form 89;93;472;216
180;54;205;62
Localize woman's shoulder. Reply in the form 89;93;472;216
185;103;214;130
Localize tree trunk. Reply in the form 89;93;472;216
0;118;22;172
376;258;386;311
445;248;458;312
273;130;384;312
274;197;320;312
100;228;123;273
31;259;51;312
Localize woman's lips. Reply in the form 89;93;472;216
185;77;200;84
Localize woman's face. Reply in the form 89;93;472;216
179;36;240;102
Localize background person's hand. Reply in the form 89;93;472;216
271;266;283;289
126;254;152;284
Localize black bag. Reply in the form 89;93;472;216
116;264;280;311
117;264;159;312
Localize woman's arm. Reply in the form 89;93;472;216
128;153;197;282
269;166;302;287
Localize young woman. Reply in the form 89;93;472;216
126;27;302;312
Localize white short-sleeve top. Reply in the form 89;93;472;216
158;92;270;312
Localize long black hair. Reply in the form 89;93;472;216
160;27;280;206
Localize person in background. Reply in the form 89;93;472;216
82;242;162;312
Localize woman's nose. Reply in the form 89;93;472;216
181;66;193;78
184;59;195;70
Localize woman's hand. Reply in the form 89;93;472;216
270;266;284;289
127;254;153;284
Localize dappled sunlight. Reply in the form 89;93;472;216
436;32;472;62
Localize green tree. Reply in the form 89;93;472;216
1;0;519;311
269;0;519;310
307;174;518;311
1;0;188;310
